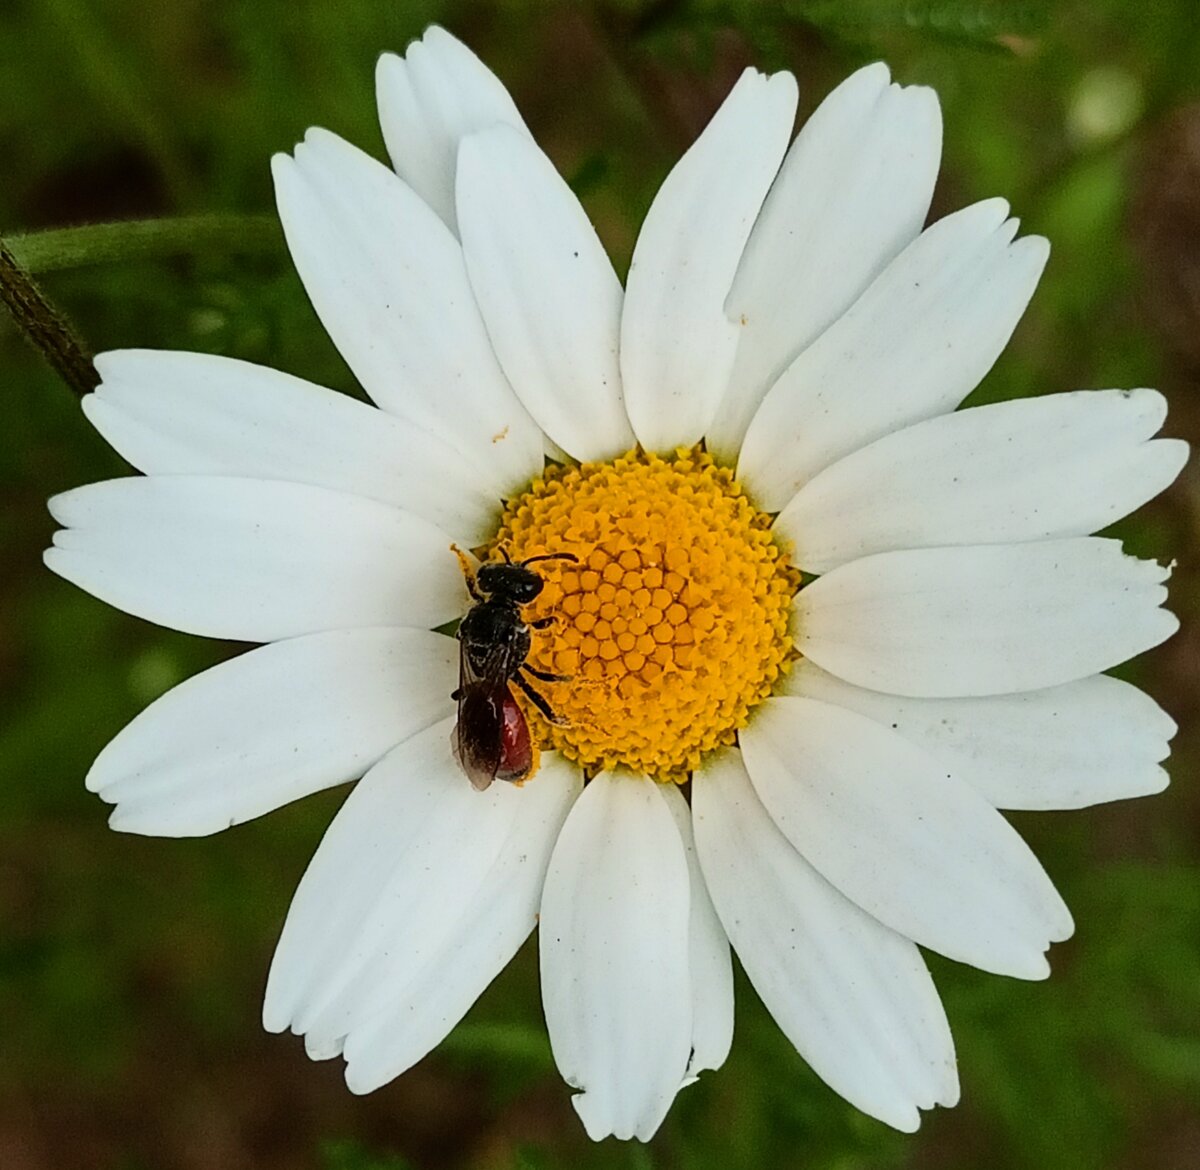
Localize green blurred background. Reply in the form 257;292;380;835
2;1;1198;1167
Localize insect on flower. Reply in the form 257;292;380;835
452;549;578;789
42;21;1186;1144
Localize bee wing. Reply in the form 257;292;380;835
453;640;506;790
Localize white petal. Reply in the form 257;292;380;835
740;697;1074;979
659;784;735;1080
377;26;528;233
88;629;456;836
272;128;543;494
303;1033;345;1062
540;772;692;1142
709;64;941;459
264;716;484;1033
340;756;581;1092
457;124;636;462
778;389;1189;572
738;199;1049;510
621;68;797;451
693;749;957;1132
46;476;465;641
264;720;580;1089
784;661;1175;811
795;538;1177;698
86;349;502;546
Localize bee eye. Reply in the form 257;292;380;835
517;576;543;602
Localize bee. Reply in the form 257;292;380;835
452;549;578;790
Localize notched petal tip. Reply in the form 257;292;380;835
304;1031;345;1062
91;348;142;381
373;52;410;120
90;348;182;398
261;993;292;1036
732;63;766;85
725;63;798;113
105;803;158;837
938;1062;963;1109
1049;899;1076;944
887;1104;922;1135
1012;230;1051;268
964;195;1011;231
1025;952;1053;981
45;489;70;524
1157;437;1191;483
570;1093;610;1141
896;75;939;102
78;387;102;416
420;23;464;53
90;353;119;381
299;125;372;165
764;65;799;106
83;753;115;794
290;128;361;177
571;1089;658;1144
976;942;1053;983
1153;700;1180;742
50;527;84;551
851;60;893;89
394;17;456;54
42;540;84;583
106;797;236;839
1145;764;1172;794
46;481;99;524
269;151;299;192
344;1063;384;1097
892;81;943;142
301;125;336;149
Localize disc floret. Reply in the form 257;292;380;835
491;448;799;782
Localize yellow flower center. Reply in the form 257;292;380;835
491;448;799;783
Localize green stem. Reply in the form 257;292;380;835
4;214;284;274
0;240;97;397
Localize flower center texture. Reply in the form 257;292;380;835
490;448;800;783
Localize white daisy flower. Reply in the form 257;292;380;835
46;25;1186;1143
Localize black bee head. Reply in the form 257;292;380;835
476;562;544;605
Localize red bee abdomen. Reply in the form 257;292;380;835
497;692;533;782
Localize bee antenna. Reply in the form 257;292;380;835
521;552;579;567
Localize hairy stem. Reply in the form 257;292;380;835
0;239;97;397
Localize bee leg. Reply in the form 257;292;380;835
529;615;557;630
450;543;485;600
523;664;570;684
514;673;568;726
